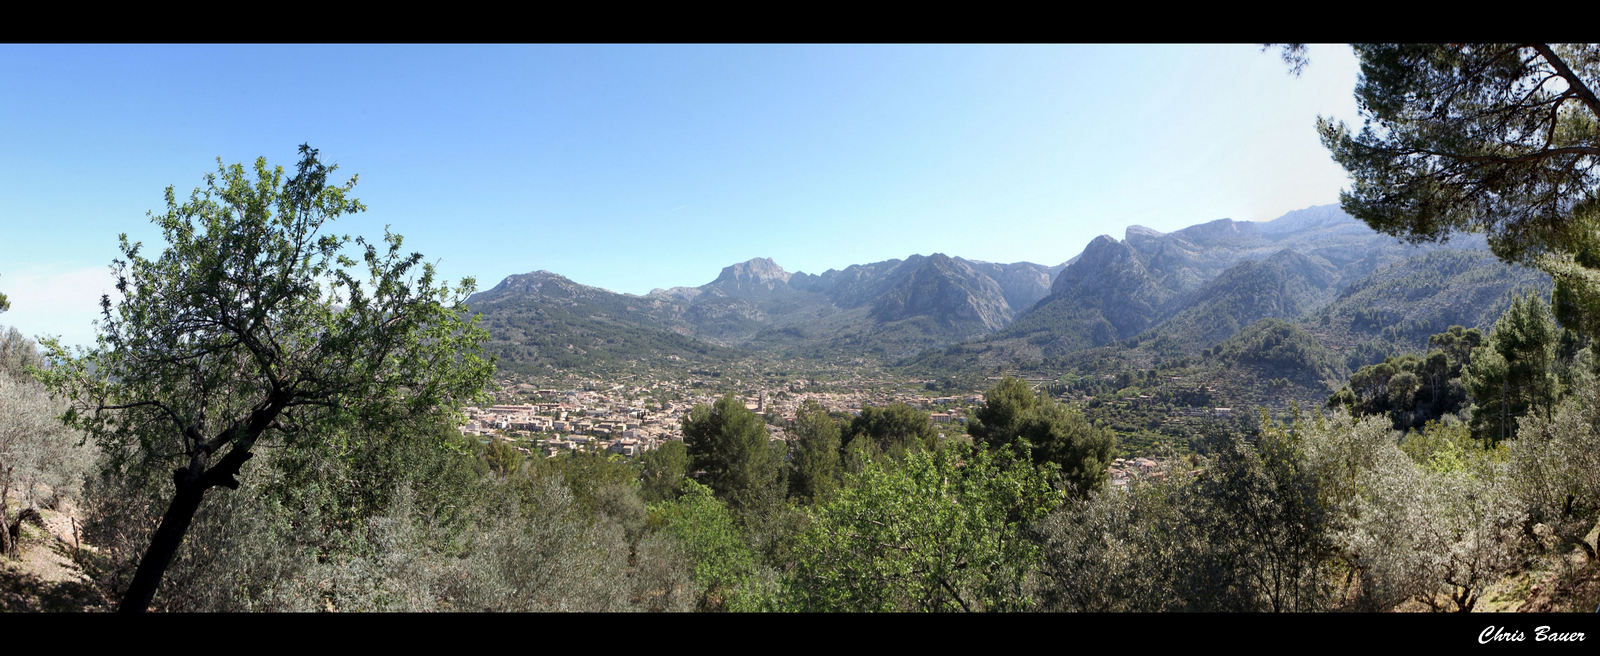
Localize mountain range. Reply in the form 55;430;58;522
469;251;1065;374
468;204;1549;391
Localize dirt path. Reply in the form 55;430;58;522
0;499;109;612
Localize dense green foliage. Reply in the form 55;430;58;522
787;442;1061;611
968;377;1114;494
647;479;776;611
1037;415;1334;612
1466;293;1565;443
636;439;689;503
844;403;938;457
681;394;785;513
1328;325;1481;430
787;399;842;504
1216;319;1341;383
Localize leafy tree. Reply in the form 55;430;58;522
1032;471;1194;612
647;479;775;611
1295;410;1520;612
1315;44;1600;336
968;376;1114;494
1328;328;1481;430
1510;372;1600;560
1285;411;1432;611
844;403;937;457
1465;292;1561;442
84;421;486;612
448;475;643;612
1189;421;1336;612
967;377;1036;444
636;439;689;503
35;146;493;612
1416;455;1526;611
1;327;45;382
681;393;783;512
787;442;1062;612
481;439;524;479
1429;325;1485;367
787;399;841;504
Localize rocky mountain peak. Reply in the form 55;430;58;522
1125;225;1164;246
714;257;791;286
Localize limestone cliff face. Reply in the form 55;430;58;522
868;254;1014;335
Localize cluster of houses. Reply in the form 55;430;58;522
460;399;668;458
1108;456;1166;488
458;381;985;461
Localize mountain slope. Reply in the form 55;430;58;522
469;271;741;376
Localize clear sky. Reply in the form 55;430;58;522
0;44;1364;347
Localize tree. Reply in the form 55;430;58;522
482;439;524;479
1;327;45;382
647;479;774;611
681;393;783;512
1464;292;1561;443
1416;456;1526;611
448;475;641;612
787;442;1062;612
0;368;91;558
787;399;841;504
1328;328;1482;431
1315;44;1600;335
844;403;938;457
1429;325;1485;367
36;146;493;612
1509;372;1600;559
1032;469;1200;612
967;377;1036;444
1188;422;1335;612
968;377;1114;494
636;438;689;503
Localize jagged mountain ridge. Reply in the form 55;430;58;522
993;205;1488;358
470;250;1069;371
470;204;1529;377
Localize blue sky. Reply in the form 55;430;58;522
0;44;1363;347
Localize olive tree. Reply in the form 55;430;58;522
0;371;92;557
37;146;493;612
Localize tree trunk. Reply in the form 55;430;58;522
118;473;208;613
0;499;11;558
0;465;12;558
